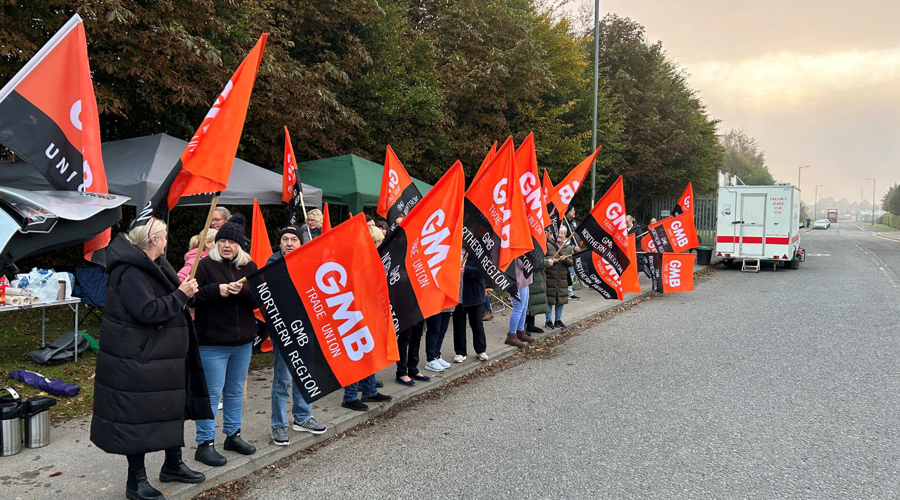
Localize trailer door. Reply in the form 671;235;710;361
739;193;766;257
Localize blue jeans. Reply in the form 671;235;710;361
509;286;529;333
568;267;576;297
483;294;492;312
271;341;312;429
196;344;252;443
343;375;377;402
545;304;565;323
425;312;451;361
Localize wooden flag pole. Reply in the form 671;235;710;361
297;190;313;241
187;193;220;282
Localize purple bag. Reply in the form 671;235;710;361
7;370;80;397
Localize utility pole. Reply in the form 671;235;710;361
590;0;600;207
868;178;876;225
798;165;809;190
814;184;823;221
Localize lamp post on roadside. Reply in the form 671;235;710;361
868;178;876;225
814;184;823;221
798;165;809;190
590;0;600;207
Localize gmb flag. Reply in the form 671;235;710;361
672;182;693;217
283;127;304;226
548;146;602;217
514;133;549;277
575;175;630;276
644;252;695;293
641;211;699;253
572;249;623;301
379;162;464;333
377;146;422;231
621;233;641;294
0;14;111;265
247;214;398;403
543;169;560;241
462;137;532;298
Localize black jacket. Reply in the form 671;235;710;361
460;256;486;307
91;234;212;456
193;255;258;346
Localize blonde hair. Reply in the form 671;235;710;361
209;240;252;267
559;225;569;236
368;225;384;246
126;218;167;249
306;208;323;224
189;229;218;250
214;206;232;221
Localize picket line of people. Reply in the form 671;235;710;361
90;206;583;500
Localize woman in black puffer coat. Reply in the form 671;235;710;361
91;218;212;500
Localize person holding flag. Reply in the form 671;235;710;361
300;208;324;244
192;221;259;466
545;226;574;329
266;226;327;446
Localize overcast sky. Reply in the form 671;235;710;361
567;0;900;205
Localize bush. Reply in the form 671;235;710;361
878;214;900;229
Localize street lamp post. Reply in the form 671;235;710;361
814;184;823;221
868;178;876;225
590;0;600;207
798;165;809;190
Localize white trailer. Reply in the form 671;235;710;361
715;172;803;272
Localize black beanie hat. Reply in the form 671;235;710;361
215;221;245;244
280;226;303;240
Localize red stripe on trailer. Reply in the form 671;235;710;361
716;236;791;245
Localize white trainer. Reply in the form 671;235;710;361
424;360;444;372
437;358;451;369
478;352;489;361
453;354;467;363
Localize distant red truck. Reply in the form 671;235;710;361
827;209;838;223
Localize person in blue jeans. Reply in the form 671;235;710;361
266;227;327;446
505;257;534;348
192;221;259;467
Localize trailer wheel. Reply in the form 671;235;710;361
723;259;734;268
789;256;800;269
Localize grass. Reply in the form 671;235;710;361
0;307;273;421
872;223;900;232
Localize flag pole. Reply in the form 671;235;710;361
187;193;220;281
297;190;313;240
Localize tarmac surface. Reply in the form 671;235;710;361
237;222;900;500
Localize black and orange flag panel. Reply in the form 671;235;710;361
672;182;693;217
283;127;304;225
548;146;601;217
514;132;549;277
0;14;111;265
165;34;267;210
640;211;699;253
543;169;560;241
377;145;422;230
462;137;532;296
247;214;398;403
250;198;272;343
576;175;630;276
645;253;695;293
379;162;464;332
572;249;623;301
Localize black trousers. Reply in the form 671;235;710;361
453;304;486;356
396;321;425;377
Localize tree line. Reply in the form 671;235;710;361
1;1;777;269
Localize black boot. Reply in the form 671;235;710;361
160;447;206;484
524;315;543;334
223;429;256;455
126;455;164;500
194;440;227;467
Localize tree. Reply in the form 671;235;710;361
883;183;900;215
721;129;775;185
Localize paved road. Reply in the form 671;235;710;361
238;222;900;500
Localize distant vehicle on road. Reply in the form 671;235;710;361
813;219;830;229
827;209;838;223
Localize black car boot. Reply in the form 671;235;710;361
223;429;257;455
126;466;164;500
194;440;227;467
160;448;206;483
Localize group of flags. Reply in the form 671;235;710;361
0;18;702;405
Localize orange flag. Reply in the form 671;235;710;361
377;146;422;229
621;233;641;294
463;136;532;291
322;202;332;233
576;175;630;276
470;140;498;186
672;182;693;217
0;15;111;265
641;211;699;253
246;214;398;402
380;161;465;331
514;132;549;254
549;146;602;216
282;126;298;204
167;34;268;209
